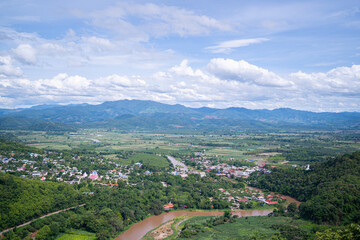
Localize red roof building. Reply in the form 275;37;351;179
164;203;174;210
264;200;278;205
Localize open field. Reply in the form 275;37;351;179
176;216;317;240
109;152;170;168
56;230;96;240
3;129;360;165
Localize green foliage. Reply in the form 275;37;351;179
250;151;360;224
0;137;40;154
36;225;51;240
0;173;83;231
55;230;96;240
126;152;170;169
314;223;360;240
177;216;316;240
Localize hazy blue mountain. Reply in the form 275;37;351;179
0;99;359;130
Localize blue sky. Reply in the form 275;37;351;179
0;0;359;111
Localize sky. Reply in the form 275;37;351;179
0;0;359;112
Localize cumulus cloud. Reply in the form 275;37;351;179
206;58;293;87
0;56;22;77
290;65;360;96
0;58;359;112
12;44;37;64
206;38;269;53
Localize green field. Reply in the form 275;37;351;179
176;216;317;240
111;152;170;168
4;128;360;165
56;230;96;240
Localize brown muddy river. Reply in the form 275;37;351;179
115;187;301;240
114;209;273;240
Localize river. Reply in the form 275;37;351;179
114;209;273;240
114;189;301;240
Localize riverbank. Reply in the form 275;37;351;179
114;211;224;240
114;184;302;240
114;207;276;240
246;185;302;206
142;216;189;240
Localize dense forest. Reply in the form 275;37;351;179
250;151;360;224
0;173;83;230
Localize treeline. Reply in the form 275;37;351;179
249;151;360;224
0;117;76;131
0;173;83;231
0;138;41;155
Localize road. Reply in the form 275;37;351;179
0;204;86;236
167;156;188;172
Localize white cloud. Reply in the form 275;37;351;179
206;38;269;53
73;2;231;40
290;65;360;96
12;44;37;64
0;58;359;112
0;56;22;77
206;58;293;87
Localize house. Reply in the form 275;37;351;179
239;198;249;202
164;203;174;210
264;200;278;205
89;171;99;180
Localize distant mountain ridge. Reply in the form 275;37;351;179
0;100;359;130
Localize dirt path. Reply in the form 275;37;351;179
0;204;85;236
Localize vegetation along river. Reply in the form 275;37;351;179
114;207;290;240
115;187;301;240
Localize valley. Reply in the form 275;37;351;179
0;101;359;240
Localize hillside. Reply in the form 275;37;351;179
250;151;360;224
0;173;83;231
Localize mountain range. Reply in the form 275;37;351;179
0;100;359;131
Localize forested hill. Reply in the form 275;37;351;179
0;99;359;130
250;151;360;224
0;173;83;231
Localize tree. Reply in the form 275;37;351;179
36;225;51;240
287;202;298;213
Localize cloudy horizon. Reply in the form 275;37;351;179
0;0;359;112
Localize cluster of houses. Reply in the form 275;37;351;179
167;152;272;182
0;151;131;185
217;187;285;209
182;154;271;179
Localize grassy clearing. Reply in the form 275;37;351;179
56;230;96;240
112;152;170;168
176;216;317;240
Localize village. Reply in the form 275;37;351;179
0;147;284;211
0;150;131;185
167;154;285;210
